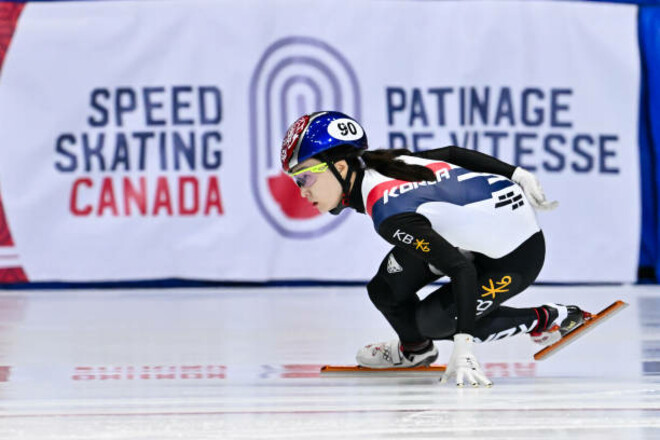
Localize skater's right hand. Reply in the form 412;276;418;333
440;333;493;388
511;167;558;211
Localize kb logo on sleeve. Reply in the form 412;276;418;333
392;229;431;253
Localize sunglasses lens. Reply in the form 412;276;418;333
294;172;317;188
290;163;327;188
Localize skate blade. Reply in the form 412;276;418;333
534;300;628;361
321;364;446;373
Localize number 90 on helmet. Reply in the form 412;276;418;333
280;111;368;173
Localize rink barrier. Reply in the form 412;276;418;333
0;279;627;290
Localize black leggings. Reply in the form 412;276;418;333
367;231;546;343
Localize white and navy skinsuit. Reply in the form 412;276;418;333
344;147;546;344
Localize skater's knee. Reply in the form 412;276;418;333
367;274;414;311
367;275;390;309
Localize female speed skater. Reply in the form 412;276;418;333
280;111;588;387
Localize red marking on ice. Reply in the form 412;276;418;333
0;366;10;382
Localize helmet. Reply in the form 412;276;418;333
280;111;368;173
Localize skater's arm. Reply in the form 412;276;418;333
377;212;477;335
412;146;516;178
413;146;558;210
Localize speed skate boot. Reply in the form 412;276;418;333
530;303;591;346
356;339;438;369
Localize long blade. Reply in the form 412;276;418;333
534;300;628;361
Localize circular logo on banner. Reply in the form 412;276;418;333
249;36;362;239
327;118;364;142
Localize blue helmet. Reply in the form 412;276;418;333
280;111;368;173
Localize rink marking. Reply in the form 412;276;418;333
0;407;659;418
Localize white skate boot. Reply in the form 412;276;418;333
530;303;589;346
356;340;438;369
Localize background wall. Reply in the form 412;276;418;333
0;0;657;286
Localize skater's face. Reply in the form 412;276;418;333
290;158;347;213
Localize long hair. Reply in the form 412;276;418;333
320;146;436;182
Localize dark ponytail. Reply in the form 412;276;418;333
361;149;436;182
320;145;437;183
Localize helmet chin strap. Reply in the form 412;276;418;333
317;153;354;215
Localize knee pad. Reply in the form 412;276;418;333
366;275;390;310
415;297;456;339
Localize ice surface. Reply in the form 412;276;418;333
0;285;657;439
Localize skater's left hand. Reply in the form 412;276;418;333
440;333;493;388
512;167;558;211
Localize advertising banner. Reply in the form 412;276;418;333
0;0;640;282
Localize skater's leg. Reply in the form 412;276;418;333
470;231;546;318
472;306;542;342
414;284;456;339
367;246;439;345
415;231;546;340
357;247;441;368
472;304;588;344
416;291;554;343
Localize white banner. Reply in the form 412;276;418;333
0;0;640;282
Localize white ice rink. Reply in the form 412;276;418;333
0;284;658;439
